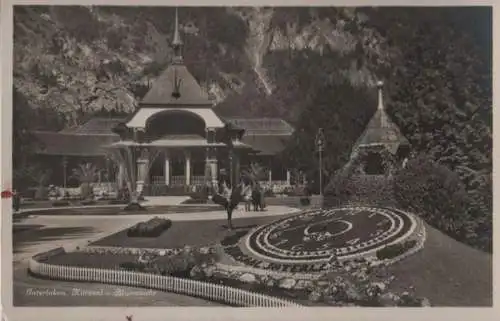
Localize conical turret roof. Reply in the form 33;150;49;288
352;81;409;155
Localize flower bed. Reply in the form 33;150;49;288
127;217;173;237
36;241;430;307
190;261;431;307
376;240;418;260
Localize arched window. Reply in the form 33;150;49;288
145;110;206;141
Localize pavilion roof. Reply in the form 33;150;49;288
223;117;294;135
31;116;292;157
60;118;126;135
33;131;120;156
140;64;213;107
241;134;290;156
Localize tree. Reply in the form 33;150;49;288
106;145;162;210
20;167;53;201
281;79;375;191
13;87;43;190
242;162;267;185
71;163;98;199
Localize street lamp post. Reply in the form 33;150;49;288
315;128;325;196
62;156;68;190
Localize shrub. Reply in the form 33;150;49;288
376;240;417;260
300;197;311;206
460;172;493;252
184;190;209;204
127;217;172;237
324;170;394;207
394;156;469;238
119;261;144;271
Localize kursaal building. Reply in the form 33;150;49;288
31;9;409;197
32;9;295;196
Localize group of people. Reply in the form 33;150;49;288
211;176;266;230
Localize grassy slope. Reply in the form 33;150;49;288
386;223;492;306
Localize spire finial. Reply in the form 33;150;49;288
172;7;183;64
377;80;384;111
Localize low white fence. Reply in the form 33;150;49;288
28;258;301;307
76;245;185;256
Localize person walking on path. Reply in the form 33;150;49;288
242;180;253;212
12;190;20;213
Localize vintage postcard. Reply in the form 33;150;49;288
1;1;497;321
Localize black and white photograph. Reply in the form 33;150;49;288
1;2;496;320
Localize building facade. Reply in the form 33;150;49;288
33;10;294;196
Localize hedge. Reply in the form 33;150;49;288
127;217;173;237
394;156;492;252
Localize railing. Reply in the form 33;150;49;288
190;176;205;186
151;176;165;185
28;258;301;307
171;176;186;186
151;176;206;187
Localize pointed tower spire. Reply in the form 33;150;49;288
377;80;384;111
172;7;183;65
377;80;387;127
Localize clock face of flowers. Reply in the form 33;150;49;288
246;207;416;263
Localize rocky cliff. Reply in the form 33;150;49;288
13;6;392;128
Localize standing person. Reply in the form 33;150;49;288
251;183;261;211
226;180;245;230
260;186;266;211
242;181;252;212
12;190;20;213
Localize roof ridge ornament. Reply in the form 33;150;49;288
172;68;182;99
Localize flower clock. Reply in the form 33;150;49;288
228;207;419;272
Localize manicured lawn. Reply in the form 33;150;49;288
13;226;97;254
384;223;492;306
92;215;289;248
45;252;138;269
24;205;221;216
20;200;117;209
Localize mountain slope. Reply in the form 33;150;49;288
13;6;390;127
